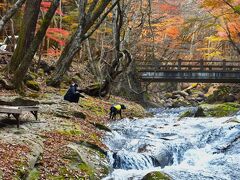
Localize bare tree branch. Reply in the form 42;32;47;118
0;0;26;32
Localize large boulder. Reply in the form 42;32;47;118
0;96;39;106
142;171;171;180
200;103;240;117
224;94;237;102
65;143;109;179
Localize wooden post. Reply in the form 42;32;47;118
200;59;204;71
223;59;226;71
12;113;20;128
178;59;181;70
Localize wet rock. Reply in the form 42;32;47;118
165;98;173;108
179;110;195;119
194;107;205;117
142;171;171;180
224;94;237;102
138;144;149;153
196;97;204;102
152;145;173;168
89;122;111;132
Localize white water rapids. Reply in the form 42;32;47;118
103;108;240;180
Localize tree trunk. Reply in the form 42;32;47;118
80;1;133;97
47;27;84;87
9;0;42;73
0;0;26;32
48;0;118;87
12;0;60;88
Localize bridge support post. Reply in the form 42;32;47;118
178;59;182;70
223;59;226;71
200;59;204;71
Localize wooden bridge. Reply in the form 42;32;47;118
137;59;240;83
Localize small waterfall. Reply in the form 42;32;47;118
112;150;157;170
103;108;240;180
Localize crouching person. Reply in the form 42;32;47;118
109;104;126;120
64;83;84;103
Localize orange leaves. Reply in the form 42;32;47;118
217;21;240;41
0;142;30;179
41;1;63;16
46;28;70;46
165;26;180;38
160;3;178;12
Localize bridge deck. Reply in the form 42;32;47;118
138;60;240;83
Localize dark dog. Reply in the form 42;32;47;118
109;104;126;120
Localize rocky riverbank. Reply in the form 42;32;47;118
0;91;147;180
150;83;240;109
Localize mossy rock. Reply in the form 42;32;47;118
77;141;107;156
164;93;173;99
72;111;86;119
206;86;231;103
89;122;111;132
27;168;40;180
172;99;190;108
78;162;94;179
125;103;147;118
58;129;83;136
27;93;40;99
200;103;240;117
65;143;109;179
25;80;40;91
81;98;107;117
37;69;45;77
179;110;194;119
194;107;205;117
24;72;38;82
142;171;171;180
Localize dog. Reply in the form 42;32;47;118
109;104;126;120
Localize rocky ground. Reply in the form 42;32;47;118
0;91;147;180
149;83;240;109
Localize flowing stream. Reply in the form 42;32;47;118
103;108;240;180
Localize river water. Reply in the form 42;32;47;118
103;108;240;180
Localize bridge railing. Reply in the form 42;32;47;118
137;59;240;71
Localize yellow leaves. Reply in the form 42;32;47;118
205;35;225;42
204;51;223;58
201;0;225;8
197;47;216;51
